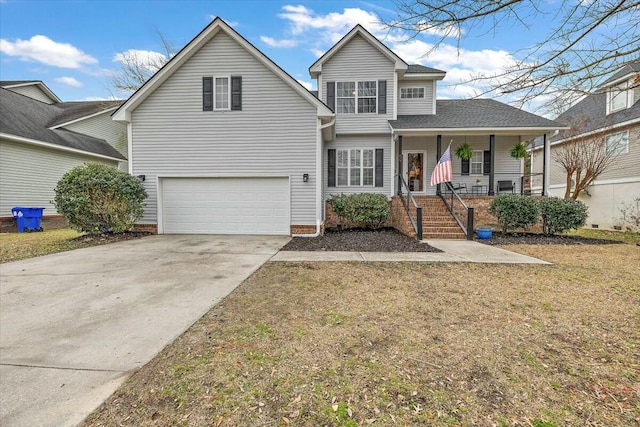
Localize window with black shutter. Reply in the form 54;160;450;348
483;150;491;175
378;80;386;114
326;81;335;112
461;159;470;175
231;76;242;110
202;77;213;111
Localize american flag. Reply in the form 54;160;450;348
430;145;453;186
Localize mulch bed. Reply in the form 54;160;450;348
282;227;441;252
72;231;152;244
476;231;623;245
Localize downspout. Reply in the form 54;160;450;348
292;116;335;237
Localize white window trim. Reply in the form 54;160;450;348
335;80;377;114
607;81;629;114
400;87;426;99
470;150;484;175
605;130;629;155
213;75;231;111
336;148;376;187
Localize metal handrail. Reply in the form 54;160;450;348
397;175;423;240
440;182;474;240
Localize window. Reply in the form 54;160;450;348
400;87;425;99
215;77;230;110
606;131;629;155
336;149;375;186
335;81;376;114
608;82;628;113
471;150;483;174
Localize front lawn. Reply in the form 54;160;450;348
83;243;639;427
0;228;84;263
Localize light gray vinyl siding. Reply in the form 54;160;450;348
64;112;128;170
6;85;56;104
323;134;392;198
397;80;435;115
0;139;117;215
401;135;524;195
321;34;394;134
131;31;319;226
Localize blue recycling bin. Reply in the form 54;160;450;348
11;207;45;233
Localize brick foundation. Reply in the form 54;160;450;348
291;224;317;235
390;197;417;238
133;223;158;234
0;215;68;233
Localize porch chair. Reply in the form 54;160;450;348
496;180;515;194
451;183;467;194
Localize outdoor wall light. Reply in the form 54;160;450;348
137;174;146;182
303;173;309;182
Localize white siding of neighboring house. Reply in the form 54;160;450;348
401;135;524;195
320;34;395;134
0;139;117;215
323;134;392;199
130;31;319;227
397;80;435;115
6;85;57;104
64;111;128;170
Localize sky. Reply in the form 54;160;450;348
0;0;558;109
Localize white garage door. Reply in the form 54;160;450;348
161;177;290;235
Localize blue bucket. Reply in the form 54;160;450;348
477;227;493;240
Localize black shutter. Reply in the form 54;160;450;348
378;80;386;114
483;150;491;175
231;76;242;110
326;81;335;112
461;159;470;175
328;149;336;187
375;149;384;187
202;77;213;111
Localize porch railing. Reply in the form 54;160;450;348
440;173;545;196
397;175;422;240
440;182;474;240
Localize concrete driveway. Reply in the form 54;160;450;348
0;234;288;427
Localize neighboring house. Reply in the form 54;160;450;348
530;62;640;230
0;81;127;230
113;18;563;236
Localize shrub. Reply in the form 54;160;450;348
489;194;540;233
54;162;147;235
328;193;390;228
539;197;588;235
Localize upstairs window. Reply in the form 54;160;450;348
336;82;355;113
335;81;377;114
608;81;628;114
400;87;425;99
203;76;241;111
357;81;377;113
606;131;629;155
215;77;230;110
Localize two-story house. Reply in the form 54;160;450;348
113;18;563;237
0;81;127;231
530;62;640;230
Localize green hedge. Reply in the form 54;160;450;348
328;193;390;228
489;194;540;233
539;197;588;235
54;162;147;235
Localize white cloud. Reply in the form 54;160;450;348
113;49;168;72
296;79;313;90
260;36;298;48
0;35;97;68
54;76;82;87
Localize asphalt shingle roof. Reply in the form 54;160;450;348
49;100;124;127
601;61;640;86
389;99;562;130
0;88;126;159
0;80;41;86
406;64;446;74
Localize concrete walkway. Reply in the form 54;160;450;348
271;239;550;264
0;235;289;427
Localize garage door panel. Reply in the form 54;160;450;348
161;177;290;235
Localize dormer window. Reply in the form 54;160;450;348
400;87;425;99
607;81;628;114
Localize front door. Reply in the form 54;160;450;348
403;151;426;193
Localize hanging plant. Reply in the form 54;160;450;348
455;143;473;160
510;142;528;159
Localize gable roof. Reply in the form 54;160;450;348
406;64;446;74
113;17;333;122
0;88;125;160
389;99;564;135
48;100;124;128
0;80;62;103
601;61;640;87
309;25;408;78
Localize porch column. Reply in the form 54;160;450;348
397;135;403;195
436;135;442;195
542;133;549;196
488;134;495;195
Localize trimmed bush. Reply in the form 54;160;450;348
539;197;588;235
54;162;147;235
489;194;540;233
328;193;390;228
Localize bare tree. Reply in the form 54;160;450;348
388;1;640;112
111;31;176;94
553;120;619;199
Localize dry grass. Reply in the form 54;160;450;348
567;228;640;245
0;228;83;263
83;244;639;427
